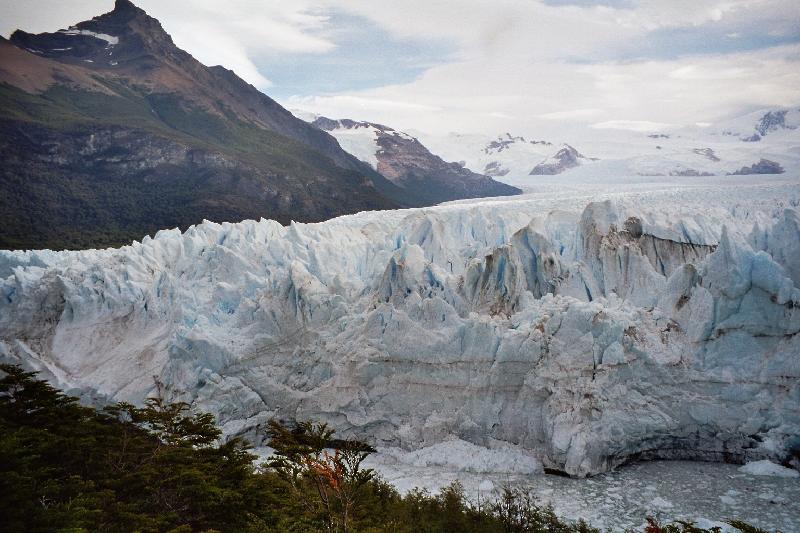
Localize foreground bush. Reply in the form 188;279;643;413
0;364;774;532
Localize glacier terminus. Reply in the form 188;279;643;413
1;174;798;479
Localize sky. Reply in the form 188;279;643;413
2;0;800;137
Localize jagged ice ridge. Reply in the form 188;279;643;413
1;178;799;477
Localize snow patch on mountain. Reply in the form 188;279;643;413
59;27;119;46
302;114;412;170
324;123;381;170
305;114;521;203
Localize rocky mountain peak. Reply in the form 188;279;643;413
529;143;594;175
114;0;143;15
309;115;520;203
554;143;581;159
483;133;552;155
755;110;795;137
10;0;176;68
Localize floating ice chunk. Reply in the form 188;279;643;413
381;438;543;475
649;496;674;509
739;460;799;478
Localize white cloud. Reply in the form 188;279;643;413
288;94;441;113
138;0;336;88
287;43;800;137
3;0;799;134
539;108;605;120
590;120;675;132
279;0;800;135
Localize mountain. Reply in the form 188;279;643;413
529;144;596;175
418;131;604;181
420;132;563;181
416;109;800;187
739;109;799;142
308;116;521;204
0;0;415;250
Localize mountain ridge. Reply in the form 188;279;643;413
310;115;521;204
0;0;418;250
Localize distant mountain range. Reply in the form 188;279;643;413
0;0;518;250
417;109;800;186
306;116;520;204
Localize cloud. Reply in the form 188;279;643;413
138;0;337;88
3;0;799;136
287;94;441;114
590;120;675;132
294;44;800;137
539;108;606;120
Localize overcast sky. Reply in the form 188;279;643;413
2;0;799;137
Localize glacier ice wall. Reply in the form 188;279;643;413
1;181;799;477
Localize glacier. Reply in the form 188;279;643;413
418;108;800;185
1;174;799;478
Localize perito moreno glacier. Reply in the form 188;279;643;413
1;175;798;477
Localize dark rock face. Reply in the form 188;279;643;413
755;110;795;136
374;132;520;203
741;110;796;142
669;168;715;177
483;133;551;154
0;117;398;250
729;159;785;175
529;144;594;175
0;1;416;249
483;161;510;176
692;148;720;162
313;117;521;204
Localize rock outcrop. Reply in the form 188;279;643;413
729;159;785;175
529;144;595;175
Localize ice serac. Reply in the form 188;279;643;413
1;183;799;477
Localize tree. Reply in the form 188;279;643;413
267;419;375;533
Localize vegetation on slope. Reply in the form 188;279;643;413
0;81;402;250
0;364;773;532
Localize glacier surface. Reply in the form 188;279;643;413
1;174;799;477
419;108;800;186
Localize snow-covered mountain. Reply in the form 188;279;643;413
417;108;800;187
420;132;568;180
300;114;521;204
2;174;798;477
529;144;597;175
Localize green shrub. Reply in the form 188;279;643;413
0;364;780;533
